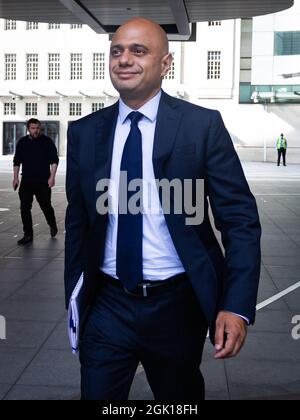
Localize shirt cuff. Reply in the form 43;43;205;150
229;312;250;325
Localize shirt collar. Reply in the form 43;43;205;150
119;90;162;124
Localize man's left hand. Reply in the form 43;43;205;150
214;311;247;360
48;177;55;188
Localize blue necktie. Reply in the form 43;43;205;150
116;111;144;290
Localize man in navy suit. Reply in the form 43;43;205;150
65;18;261;400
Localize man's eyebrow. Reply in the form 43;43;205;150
110;43;149;51
110;44;123;51
131;44;149;51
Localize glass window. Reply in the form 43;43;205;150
93;53;105;80
253;85;272;93
4;20;16;30
47;103;60;116
26;22;39;30
41;121;60;150
48;53;60;80
274;32;300;55
71;53;82;80
4;103;16;115
207;51;221;79
239;83;252;103
239;84;300;104
48;23;60;29
25;103;38;116
70;103;82;116
26;54;38;80
5;54;17;80
3;122;27;155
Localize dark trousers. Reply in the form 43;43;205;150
19;179;56;236
277;148;287;165
80;274;208;401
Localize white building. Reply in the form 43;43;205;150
0;22;113;157
0;0;299;162
235;2;300;162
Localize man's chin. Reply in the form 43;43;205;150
114;85;141;98
115;81;137;90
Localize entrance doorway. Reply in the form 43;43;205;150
3;121;60;155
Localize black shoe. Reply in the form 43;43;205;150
18;235;33;245
50;224;58;237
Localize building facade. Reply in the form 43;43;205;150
236;2;300;162
0;0;299;162
0;22;112;157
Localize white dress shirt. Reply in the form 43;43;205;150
100;90;185;281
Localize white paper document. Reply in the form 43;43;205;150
68;272;84;354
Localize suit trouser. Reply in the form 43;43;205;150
19;179;56;236
80;275;208;401
277;148;286;165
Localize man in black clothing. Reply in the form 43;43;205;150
13;118;59;245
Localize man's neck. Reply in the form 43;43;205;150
120;88;161;110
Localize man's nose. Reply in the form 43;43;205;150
119;50;133;66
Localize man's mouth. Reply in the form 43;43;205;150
116;72;139;79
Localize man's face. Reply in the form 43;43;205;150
109;22;172;100
28;123;41;138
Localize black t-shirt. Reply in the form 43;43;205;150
13;134;59;181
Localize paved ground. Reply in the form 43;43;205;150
0;159;299;400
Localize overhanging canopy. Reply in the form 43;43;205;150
0;0;294;40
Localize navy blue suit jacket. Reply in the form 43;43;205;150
65;91;261;327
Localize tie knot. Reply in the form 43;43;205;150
128;111;143;125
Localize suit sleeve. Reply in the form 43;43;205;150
206;111;262;324
64;123;89;309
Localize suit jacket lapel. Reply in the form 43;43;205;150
152;91;183;180
94;92;182;189
93;93;182;223
94;101;119;198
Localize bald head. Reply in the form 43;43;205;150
109;17;172;108
113;18;169;55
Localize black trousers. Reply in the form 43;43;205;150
19;179;56;236
80;274;208;401
277;148;287;165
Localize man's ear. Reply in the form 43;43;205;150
161;53;173;78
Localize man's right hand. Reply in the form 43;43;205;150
13;179;19;191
